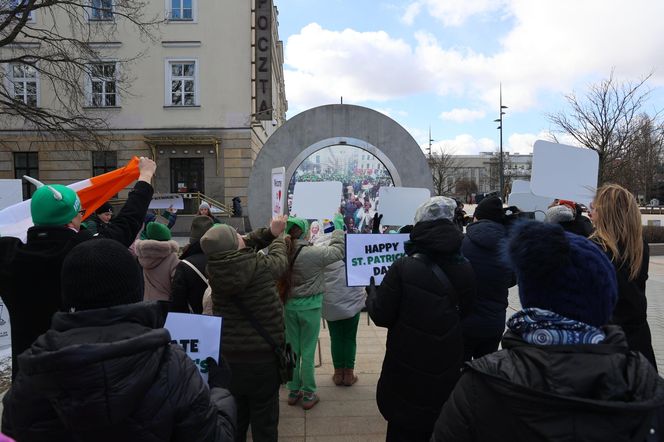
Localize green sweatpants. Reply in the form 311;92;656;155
327;313;360;369
285;307;321;393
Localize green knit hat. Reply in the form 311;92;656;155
145;222;172;241
332;214;345;231
31;184;81;226
286;216;309;239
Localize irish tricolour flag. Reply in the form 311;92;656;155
0;157;140;242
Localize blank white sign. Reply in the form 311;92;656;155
530;140;598;206
291;181;343;220
0;180;22;211
377;187;431;226
510;179;531;194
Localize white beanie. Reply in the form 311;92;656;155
199;201;210;211
545;204;575;224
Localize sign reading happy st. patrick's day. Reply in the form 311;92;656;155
345;234;410;286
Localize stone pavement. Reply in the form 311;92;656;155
274;256;664;440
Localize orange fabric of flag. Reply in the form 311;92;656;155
79;157;140;221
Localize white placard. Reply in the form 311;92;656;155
377;187;431;226
271;167;286;219
164;312;223;383
291;181;342;220
149;194;185;210
345;234;409;286
530;140;599;206
507;192;553;221
0;180;22;211
0;298;11;350
510;179;531;195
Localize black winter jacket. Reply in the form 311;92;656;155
171;241;208;314
461;219;515;336
367;220;476;432
1;302;236;442
0;180;153;379
432;326;664;442
602;239;657;368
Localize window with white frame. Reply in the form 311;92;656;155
169;0;193;20
167;60;197;106
88;62;117;107
9;63;38;106
89;0;113;20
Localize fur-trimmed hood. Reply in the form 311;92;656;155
135;239;179;270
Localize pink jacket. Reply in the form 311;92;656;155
135;239;180;302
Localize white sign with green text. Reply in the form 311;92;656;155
345;233;409;286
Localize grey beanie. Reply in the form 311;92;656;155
414;196;457;224
199;201;211;211
546;205;575;224
200;224;239;255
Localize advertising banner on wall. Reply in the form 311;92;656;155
164;312;223;383
345;233;409;286
254;0;273;120
271;167;286;219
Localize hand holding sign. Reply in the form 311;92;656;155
270;214;288;236
206;357;232;389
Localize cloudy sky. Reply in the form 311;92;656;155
275;0;664;155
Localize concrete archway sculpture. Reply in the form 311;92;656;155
248;104;433;228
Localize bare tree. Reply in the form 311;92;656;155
428;146;465;196
0;0;161;147
454;177;477;203
621;115;664;201
548;71;653;185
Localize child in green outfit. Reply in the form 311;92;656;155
282;217;345;410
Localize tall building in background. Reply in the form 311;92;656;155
0;0;287;214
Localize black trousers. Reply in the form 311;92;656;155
228;360;281;442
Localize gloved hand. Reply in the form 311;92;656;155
367;276;377;296
371;213;383;234
206;357;232;389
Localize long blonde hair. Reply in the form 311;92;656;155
590;184;643;280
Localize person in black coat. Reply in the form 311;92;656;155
461;196;516;360
432;221;664;442
171;215;215;313
545;199;593;237
84;202;113;235
367;196;475;442
2;239;236;442
0;157;155;379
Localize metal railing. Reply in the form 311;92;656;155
109;191;234;216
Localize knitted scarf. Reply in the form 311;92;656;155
507;308;606;345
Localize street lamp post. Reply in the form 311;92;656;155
493;83;508;200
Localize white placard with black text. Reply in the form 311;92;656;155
271;167;286;219
148;194;185;210
164;312;223;383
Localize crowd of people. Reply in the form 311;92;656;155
0;156;662;441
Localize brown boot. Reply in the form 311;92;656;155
343;368;358;386
332;368;344;386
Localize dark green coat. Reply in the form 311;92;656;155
206;229;288;361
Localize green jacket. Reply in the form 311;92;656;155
206;229;288;360
290;229;345;299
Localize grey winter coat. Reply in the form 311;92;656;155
315;234;366;321
290;230;345;299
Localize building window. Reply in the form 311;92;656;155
169;0;193;20
92;151;117;176
88;62;117;107
89;0;113;20
166;60;198;106
9;64;38;106
14;152;38;200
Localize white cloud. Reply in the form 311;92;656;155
429;134;496;155
409;0;507;27
285;1;664;115
284;23;430;111
401;1;422;25
439;108;486;123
